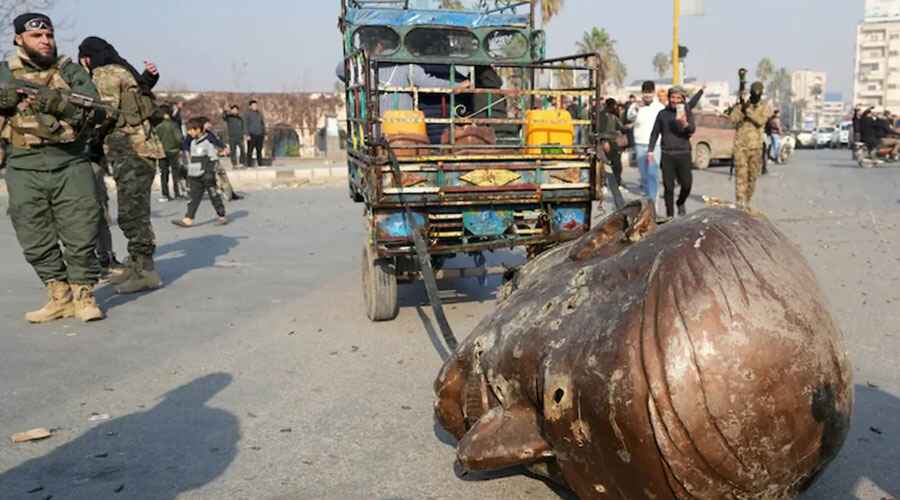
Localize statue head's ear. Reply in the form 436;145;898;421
456;405;553;473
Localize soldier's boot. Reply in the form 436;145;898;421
71;284;104;322
106;257;132;285
25;280;75;324
115;256;162;295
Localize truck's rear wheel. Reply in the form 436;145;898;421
362;244;399;321
694;143;712;170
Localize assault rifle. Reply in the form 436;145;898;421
1;78;117;117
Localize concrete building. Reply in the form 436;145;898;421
821;98;849;128
792;70;827;129
853;0;900;109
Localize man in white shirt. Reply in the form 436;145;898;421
627;81;664;205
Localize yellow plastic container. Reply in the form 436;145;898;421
525;109;574;154
382;110;427;137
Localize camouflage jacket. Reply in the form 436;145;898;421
0;47;98;171
729;102;771;150
93;64;164;161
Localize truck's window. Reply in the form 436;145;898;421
406;28;479;58
353;26;401;56
485;30;529;59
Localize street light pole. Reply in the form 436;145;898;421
673;0;681;85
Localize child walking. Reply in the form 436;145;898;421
172;117;229;227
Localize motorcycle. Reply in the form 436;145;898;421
856;141;900;168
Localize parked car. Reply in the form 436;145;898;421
830;121;851;148
794;129;816;149
815;127;835;148
691;112;736;169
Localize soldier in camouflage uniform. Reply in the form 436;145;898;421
728;81;771;211
78;37;166;294
0;13;104;323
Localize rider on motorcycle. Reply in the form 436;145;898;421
874;110;900;160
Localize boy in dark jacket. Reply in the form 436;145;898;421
173;117;228;227
648;86;701;218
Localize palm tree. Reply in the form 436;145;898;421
576;27;627;90
652;52;671;80
756;58;775;84
770;67;792;113
541;0;565;23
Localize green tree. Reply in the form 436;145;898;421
769;67;792;114
576;27;627;90
541;0;565;23
652;52;671;79
756;57;775;84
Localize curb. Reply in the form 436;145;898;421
0;165;349;195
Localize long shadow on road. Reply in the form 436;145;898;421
0;373;239;500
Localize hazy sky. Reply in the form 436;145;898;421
45;0;862;98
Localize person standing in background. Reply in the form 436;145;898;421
243;100;266;167
223;105;245;168
154;106;185;201
628;81;665;209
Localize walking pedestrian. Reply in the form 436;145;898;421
728;81;771;212
766;110;784;164
628;81;665;208
1;13;105;322
597;98;625;186
223;105;245;168
172;117;229;228
648;86;699;219
244;99;266;167
154;106;185;202
78;36;166;295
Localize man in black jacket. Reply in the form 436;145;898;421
222;105;245;167
648;86;698;219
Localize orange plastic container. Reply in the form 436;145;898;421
382;110;427;137
525;109;574;154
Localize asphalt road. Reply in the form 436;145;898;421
0;150;898;500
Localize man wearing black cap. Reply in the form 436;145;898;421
0;13;105;323
78;36;166;294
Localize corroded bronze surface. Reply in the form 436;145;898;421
434;201;853;499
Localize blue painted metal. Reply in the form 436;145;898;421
376;211;427;239
463;210;514;236
345;8;528;29
551;206;587;233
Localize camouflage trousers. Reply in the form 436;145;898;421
5;161;102;285
734;146;763;209
111;155;156;259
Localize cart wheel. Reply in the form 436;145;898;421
362;244;399;321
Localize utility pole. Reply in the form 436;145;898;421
673;0;681;85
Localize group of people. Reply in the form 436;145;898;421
587;78;774;217
854;106;900;160
0;12;237;324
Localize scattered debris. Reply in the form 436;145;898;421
250;446;262;451
103;388;115;392
26;486;44;493
869;426;883;435
287;331;296;336
114;484;124;493
247;412;258;418
89;413;111;422
329;351;339;356
350;346;359;353
866;382;880;389
280;428;292;433
401;405;412;411
93;453;109;458
301;460;314;465
10;428;52;443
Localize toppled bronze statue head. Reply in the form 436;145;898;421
435;201;852;499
